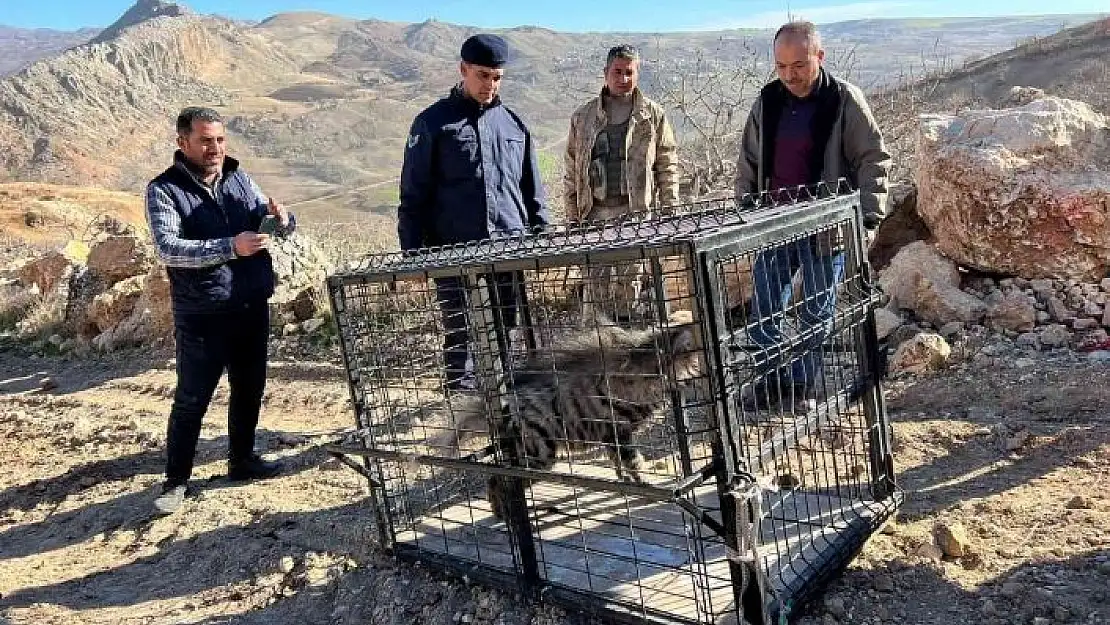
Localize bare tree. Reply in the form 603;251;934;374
646;37;769;198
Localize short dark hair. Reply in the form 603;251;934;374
773;21;822;53
605;44;640;68
176;106;222;136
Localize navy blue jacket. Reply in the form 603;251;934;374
148;154;280;315
397;86;549;250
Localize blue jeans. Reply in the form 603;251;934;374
747;238;846;389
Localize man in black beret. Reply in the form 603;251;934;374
398;34;549;392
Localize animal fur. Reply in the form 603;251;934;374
430;311;702;519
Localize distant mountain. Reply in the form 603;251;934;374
0;26;99;76
0;2;1104;248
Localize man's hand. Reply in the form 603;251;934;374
233;232;270;257
267;197;289;227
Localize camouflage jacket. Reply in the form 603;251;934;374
563;88;679;222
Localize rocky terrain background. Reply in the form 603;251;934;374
1;3;1109;625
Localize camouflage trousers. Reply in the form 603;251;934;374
579;204;652;323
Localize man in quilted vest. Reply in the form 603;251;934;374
145;107;294;514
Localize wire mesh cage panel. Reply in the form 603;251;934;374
326;188;901;625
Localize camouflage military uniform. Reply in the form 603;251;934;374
564;87;679;320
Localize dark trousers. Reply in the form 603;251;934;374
165;302;270;484
436;272;521;389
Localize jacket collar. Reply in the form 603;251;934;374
450;84;503;115
762;67;836;104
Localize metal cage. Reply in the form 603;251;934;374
326;186;902;625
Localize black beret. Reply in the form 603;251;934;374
460;34;509;68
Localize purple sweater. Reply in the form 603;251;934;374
770;94;818;190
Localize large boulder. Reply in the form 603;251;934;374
87;234;156;286
87;275;145;332
15;250;75;293
269;233;334;323
916;96;1110;281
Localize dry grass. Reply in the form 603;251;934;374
13;287;67;340
0;182;147;248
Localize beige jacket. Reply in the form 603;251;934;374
735;71;890;227
564;88;679;222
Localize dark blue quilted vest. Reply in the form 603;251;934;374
151;155;275;315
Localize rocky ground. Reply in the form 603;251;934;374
0;329;1107;625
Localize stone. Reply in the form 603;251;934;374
87;234;155;286
1001;429;1031;452
987;294;1036;332
1066;496;1094;510
1101;278;1110;292
86;275;144;332
1039;324;1073;348
279;556;296;573
939;321;965;339
874;307;903;341
878;242;961;312
15;251;76;293
889;333;951;374
1047;297;1073;323
1016;332;1040;348
824;596;847;619
301;318;327;334
935;522;971;558
1073;318;1100;331
916;97;1110;281
887;324;922;349
873;575;894;593
916;542;944;562
913;277;987;326
1030;279;1055;300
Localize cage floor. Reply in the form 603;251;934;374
393;465;885;624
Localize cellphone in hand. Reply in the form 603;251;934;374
258;215;279;235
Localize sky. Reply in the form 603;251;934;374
0;0;1106;32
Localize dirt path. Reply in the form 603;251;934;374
0;343;1107;625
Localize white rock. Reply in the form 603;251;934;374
916;97;1110;281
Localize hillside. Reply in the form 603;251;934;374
0;3;1103;251
871;16;1110;182
911;16;1110;113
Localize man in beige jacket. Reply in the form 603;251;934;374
735;21;890;412
564;44;679;320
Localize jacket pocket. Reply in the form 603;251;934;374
501;135;525;184
440;126;480;182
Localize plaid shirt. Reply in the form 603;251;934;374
145;160;290;268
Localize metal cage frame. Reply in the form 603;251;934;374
326;185;902;625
